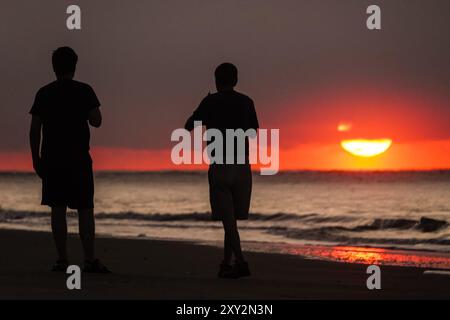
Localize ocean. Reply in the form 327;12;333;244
1;171;449;268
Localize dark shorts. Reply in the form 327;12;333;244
41;155;94;210
208;164;252;221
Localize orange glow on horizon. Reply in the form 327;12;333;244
2;139;450;172
278;139;450;171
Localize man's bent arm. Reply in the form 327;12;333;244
88;107;102;128
184;115;195;131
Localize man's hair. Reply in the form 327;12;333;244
52;47;78;76
215;63;238;87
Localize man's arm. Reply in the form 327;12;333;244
246;99;259;138
88;107;102;128
29;115;43;178
184;115;195;131
185;95;209;131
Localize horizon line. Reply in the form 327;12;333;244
3;168;450;174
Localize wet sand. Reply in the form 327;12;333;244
0;229;449;299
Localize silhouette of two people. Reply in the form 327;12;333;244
30;48;259;279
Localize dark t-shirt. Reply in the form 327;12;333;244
191;90;259;164
29;80;100;162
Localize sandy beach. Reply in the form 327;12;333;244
0;229;449;300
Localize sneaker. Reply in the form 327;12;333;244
83;259;111;274
223;261;251;279
51;259;69;272
218;261;232;278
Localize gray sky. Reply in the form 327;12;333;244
1;0;449;151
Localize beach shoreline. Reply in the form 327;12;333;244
2;221;450;270
0;229;449;299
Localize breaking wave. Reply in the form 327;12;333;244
0;209;448;249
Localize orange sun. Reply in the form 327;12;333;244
340;139;393;157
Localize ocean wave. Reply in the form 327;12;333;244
364;217;447;232
0;209;446;230
264;217;449;246
1;209;447;248
268;226;450;246
0;209;50;221
0;209;321;223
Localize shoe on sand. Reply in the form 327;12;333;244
218;261;233;278
83;259;111;274
223;261;251;279
51;259;69;272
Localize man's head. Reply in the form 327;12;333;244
52;47;78;79
215;63;238;91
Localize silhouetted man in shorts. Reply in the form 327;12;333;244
185;63;259;278
29;47;110;273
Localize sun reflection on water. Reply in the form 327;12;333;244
283;246;450;270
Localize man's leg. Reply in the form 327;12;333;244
51;206;68;261
222;213;245;263
209;165;245;265
78;208;95;262
223;232;233;265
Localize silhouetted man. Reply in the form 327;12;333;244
185;63;259;278
29;47;110;273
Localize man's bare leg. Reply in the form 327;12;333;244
221;214;251;278
222;215;245;263
78;208;95;262
223;232;233;265
51;206;68;261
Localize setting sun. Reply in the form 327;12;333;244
340;139;393;158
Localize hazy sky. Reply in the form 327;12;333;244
1;0;450;169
